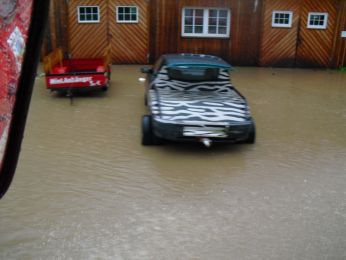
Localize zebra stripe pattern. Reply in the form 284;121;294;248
149;67;250;124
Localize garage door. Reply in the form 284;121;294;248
68;0;149;63
259;0;337;68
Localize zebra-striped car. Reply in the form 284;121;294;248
141;54;255;147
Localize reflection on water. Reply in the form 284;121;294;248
1;66;346;259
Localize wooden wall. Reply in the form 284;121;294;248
42;0;346;68
41;0;69;57
333;0;346;67
68;0;109;59
259;0;300;67
108;0;150;63
150;0;263;65
260;0;338;68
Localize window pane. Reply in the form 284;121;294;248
119;14;124;20
208;26;217;34
219;18;227;26
80;14;85;21
209;17;217;25
209;9;218;17
131;7;136;14
131;14;137;21
182;8;230;36
219;26;227;34
125;7;130;13
195;26;203;33
93;14;98;20
185;9;193;16
185;17;193;25
195;17;203;25
86;14;92;20
273;12;292;25
80;8;85;15
219;10;228;18
184;26;193;33
195;9;203;16
93;7;98;14
125;14;130;20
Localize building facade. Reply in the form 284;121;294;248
43;0;346;68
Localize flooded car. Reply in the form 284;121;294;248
141;54;255;147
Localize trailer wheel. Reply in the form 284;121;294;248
245;122;256;144
107;66;111;81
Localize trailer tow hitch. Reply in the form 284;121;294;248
66;89;74;105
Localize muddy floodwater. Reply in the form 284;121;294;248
1;66;346;259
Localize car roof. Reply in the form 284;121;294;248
162;53;232;69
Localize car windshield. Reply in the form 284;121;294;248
167;66;221;82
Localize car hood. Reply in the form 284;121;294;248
149;89;250;124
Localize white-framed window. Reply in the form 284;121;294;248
77;6;100;23
116;6;138;23
272;11;293;28
182;7;231;38
307;12;328;29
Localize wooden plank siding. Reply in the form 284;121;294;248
295;0;338;67
150;0;263;65
332;0;346;67
108;0;150;64
149;0;179;62
230;0;263;65
259;0;300;67
42;0;346;68
41;0;69;58
259;0;338;68
68;0;109;59
176;0;234;62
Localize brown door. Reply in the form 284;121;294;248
68;0;109;59
108;0;149;64
68;0;149;63
295;0;337;67
260;0;337;68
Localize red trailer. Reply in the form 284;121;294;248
43;48;111;94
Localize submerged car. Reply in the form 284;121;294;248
140;54;255;147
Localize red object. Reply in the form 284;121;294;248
45;58;109;92
52;66;68;74
0;0;33;161
96;66;105;72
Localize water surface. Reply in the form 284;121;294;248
1;66;346;259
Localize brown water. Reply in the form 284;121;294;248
1;66;346;259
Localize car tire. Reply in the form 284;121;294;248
245;122;256;144
142;115;155;145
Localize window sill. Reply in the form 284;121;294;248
181;34;230;39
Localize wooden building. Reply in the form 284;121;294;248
43;0;346;68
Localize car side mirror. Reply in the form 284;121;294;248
141;67;153;74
